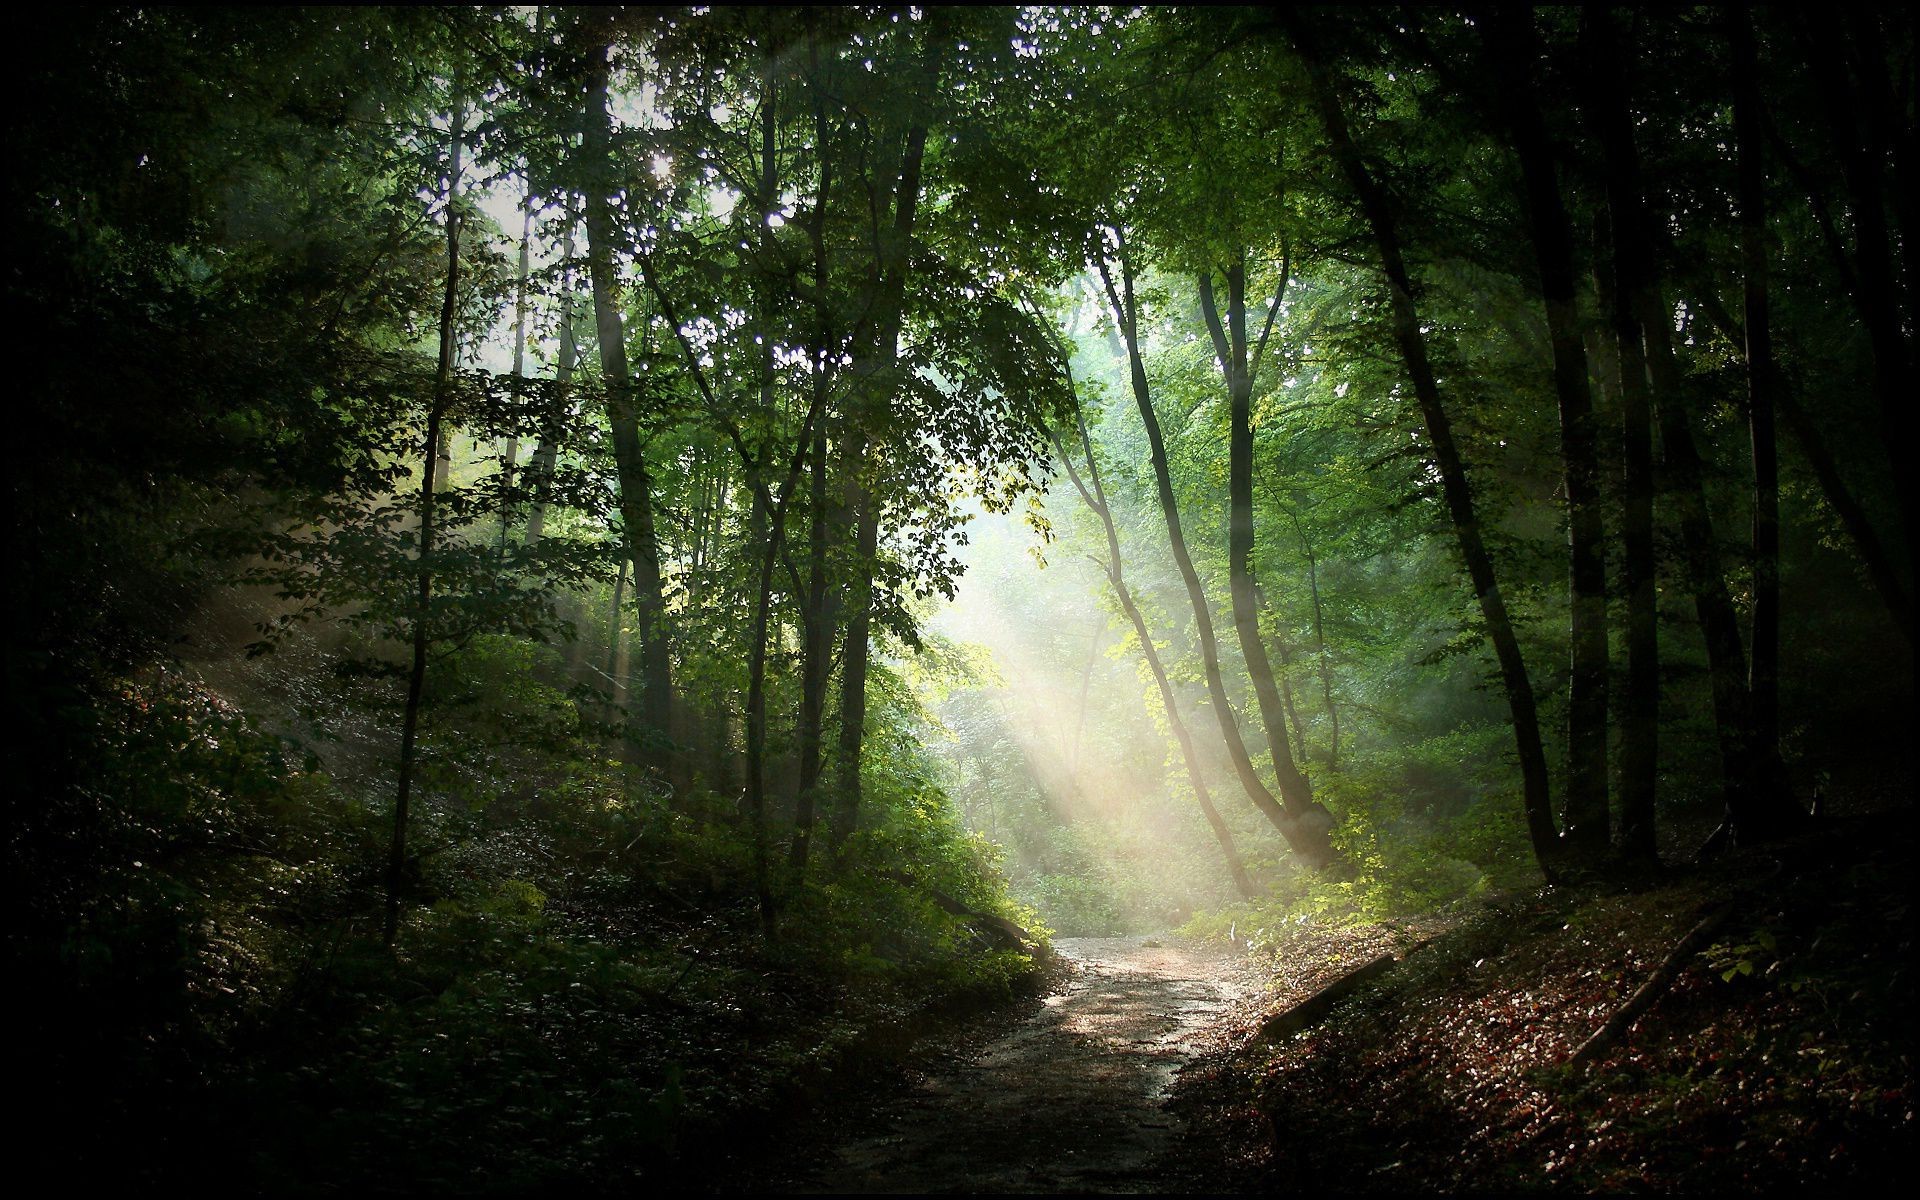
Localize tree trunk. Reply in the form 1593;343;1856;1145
1196;261;1334;836
1054;402;1258;899
1098;244;1335;868
1285;13;1558;872
386;95;464;947
1731;12;1782;788
793;63;839;876
1591;208;1660;864
584;46;673;775
830;93;933;858
744;521;783;938
606;558;627;707
521;227;574;548
793;423;833;874
1485;9;1609;857
499;198;532;552
1583;8;1785;847
1686;287;1912;644
1287;508;1341;770
1802;16;1916;591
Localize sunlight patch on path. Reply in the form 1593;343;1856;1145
804;936;1252;1194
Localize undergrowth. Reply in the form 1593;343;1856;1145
13;646;1041;1193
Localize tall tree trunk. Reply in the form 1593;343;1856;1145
1591;209;1660;864
522;226;574;548
831;457;879;852
606;559;627;707
1687;288;1913;644
1055;402;1258;899
1286;508;1341;770
793;61;839;876
1802;16;1916;587
387;95;464;947
1583;7;1782;847
830;93;933;858
793;424;833;873
744;524;783;937
1840;12;1917;351
1731;12;1782;789
1485;10;1610;857
1196;259;1335;838
1098;243;1336;867
1285;13;1558;872
1273;627;1312;768
584;46;673;775
499;198;532;552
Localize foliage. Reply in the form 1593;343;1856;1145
10;4;1914;1190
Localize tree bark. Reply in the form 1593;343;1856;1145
1052;366;1258;899
1802;16;1916;589
1196;260;1334;837
830;78;933;858
1583;6;1788;846
1287;508;1341;770
1285;13;1558;872
1731;12;1782;787
499;198;531;553
1591;208;1660;864
1098;243;1335;867
793;59;839;876
521;226;574;548
386;95;464;947
1485;9;1609;857
583;44;673;775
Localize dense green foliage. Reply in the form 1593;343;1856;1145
9;4;1911;1190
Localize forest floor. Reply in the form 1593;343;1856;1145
1174;808;1915;1193
726;808;1912;1194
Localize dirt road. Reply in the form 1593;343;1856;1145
801;935;1255;1194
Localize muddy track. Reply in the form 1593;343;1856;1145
793;936;1254;1194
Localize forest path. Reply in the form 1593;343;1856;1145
799;935;1255;1194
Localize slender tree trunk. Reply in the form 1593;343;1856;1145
1287;508;1341;770
1286;13;1558;871
387;96;464;947
1098;244;1335;867
606;559;627;706
1055;401;1257;899
830;95;932;857
1584;8;1780;846
1068;614;1107;774
793;61;839;876
1486;9;1609;857
500;199;532;552
1687;287;1913;643
584;46;673;774
793;424;833;872
1803;17;1916;585
744;525;783;937
1592;208;1660;863
831;459;879;851
1273;628;1311;768
1841;12;1917;348
1732;12;1782;787
522;227;574;549
1196;260;1333;837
